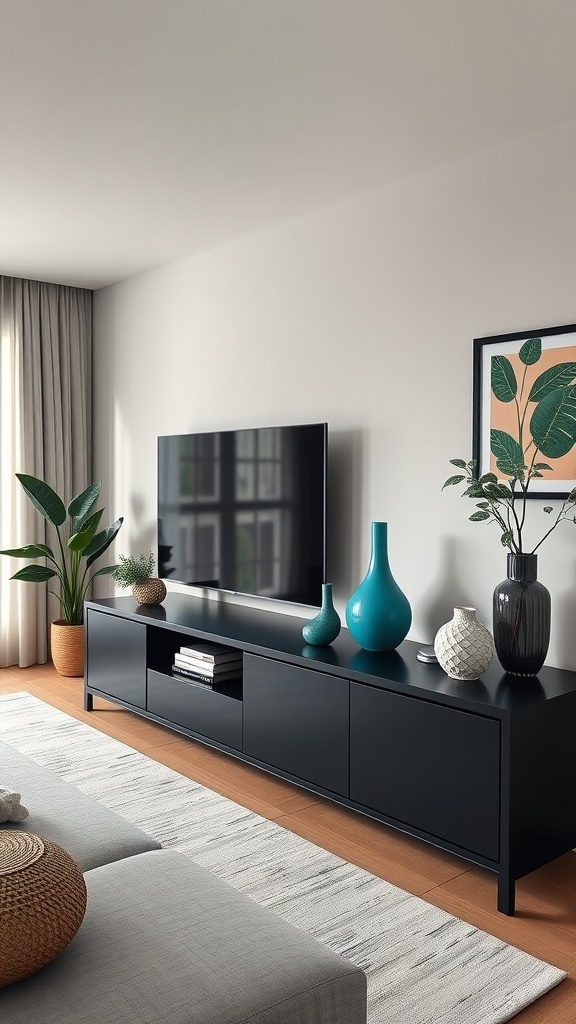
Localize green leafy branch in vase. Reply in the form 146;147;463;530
443;337;576;553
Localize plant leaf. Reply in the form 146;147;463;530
449;458;467;469
479;473;498;484
518;337;542;365
11;565;58;582
500;531;513;547
463;484;484;497
497;459;524;482
68;481;101;523
68;509;104;552
92;564;119;577
0;543;54;559
442;475;465;489
533;462;553;471
84;517;124;568
528;363;576;402
491;356;517;402
490;429;524;472
469;511;490;521
484;482;514;500
530;385;576;458
15;474;66;526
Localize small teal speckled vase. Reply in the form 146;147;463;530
345;521;412;651
302;583;341;646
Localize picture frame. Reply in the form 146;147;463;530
472;323;576;499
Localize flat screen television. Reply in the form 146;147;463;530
157;423;327;607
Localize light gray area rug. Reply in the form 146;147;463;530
0;691;565;1023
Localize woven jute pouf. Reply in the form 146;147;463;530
0;831;87;988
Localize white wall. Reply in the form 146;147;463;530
94;118;576;670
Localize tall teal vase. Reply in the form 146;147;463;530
302;583;341;646
345;522;412;651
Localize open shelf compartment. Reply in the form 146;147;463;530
146;624;243;700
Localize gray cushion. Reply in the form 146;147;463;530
0;850;367;1024
0;739;160;870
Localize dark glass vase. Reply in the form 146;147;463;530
493;554;551;677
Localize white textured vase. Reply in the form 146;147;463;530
434;606;494;681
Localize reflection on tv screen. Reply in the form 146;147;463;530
158;423;326;607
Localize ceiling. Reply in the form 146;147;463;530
1;0;576;290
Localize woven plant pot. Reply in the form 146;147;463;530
51;620;85;677
132;578;167;606
0;831;87;987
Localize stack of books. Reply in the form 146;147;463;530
172;641;242;688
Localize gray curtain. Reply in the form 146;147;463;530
0;277;92;667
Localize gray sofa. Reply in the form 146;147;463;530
0;740;367;1024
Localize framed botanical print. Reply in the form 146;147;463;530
472;323;576;499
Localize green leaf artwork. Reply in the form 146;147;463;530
491;356;517;403
518;337;542;366
530;386;576;459
444;334;576;553
528;362;576;403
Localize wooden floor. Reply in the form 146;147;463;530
1;663;575;1021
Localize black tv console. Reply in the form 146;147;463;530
84;593;576;915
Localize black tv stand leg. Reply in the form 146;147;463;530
498;874;515;915
84;691;93;712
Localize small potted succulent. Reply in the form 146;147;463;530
112;550;167;606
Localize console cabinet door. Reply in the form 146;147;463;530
350;682;500;861
86;609;147;709
243;654;349;796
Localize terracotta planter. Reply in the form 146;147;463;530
51;620;85;677
132;578;167;606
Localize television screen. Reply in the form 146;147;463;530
157;423;327;607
